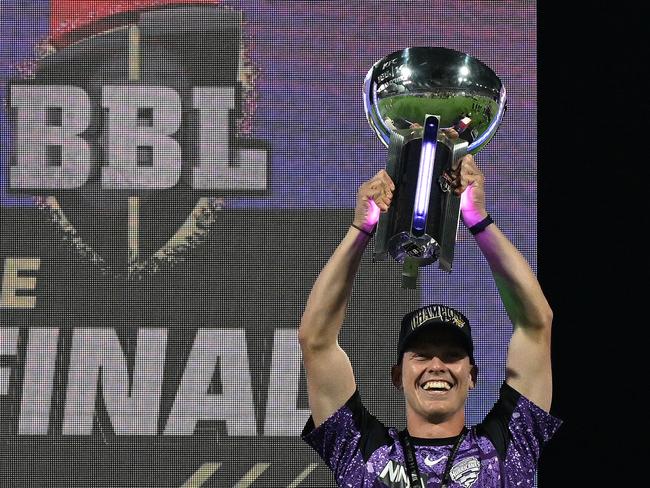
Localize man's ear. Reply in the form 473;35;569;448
469;364;478;389
391;363;402;389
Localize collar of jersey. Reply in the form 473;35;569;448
407;431;465;446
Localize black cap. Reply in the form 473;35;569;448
398;304;474;363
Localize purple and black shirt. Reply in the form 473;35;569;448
302;382;562;487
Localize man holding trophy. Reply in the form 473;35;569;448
299;48;561;487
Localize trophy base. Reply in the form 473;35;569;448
388;231;440;266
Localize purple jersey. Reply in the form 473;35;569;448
302;382;561;487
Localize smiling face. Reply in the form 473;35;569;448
392;326;476;428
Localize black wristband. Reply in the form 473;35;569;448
468;214;494;235
351;223;375;238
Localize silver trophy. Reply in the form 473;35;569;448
363;47;506;288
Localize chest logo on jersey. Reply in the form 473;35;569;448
450;456;481;487
378;460;426;488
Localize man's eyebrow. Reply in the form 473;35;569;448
409;350;430;356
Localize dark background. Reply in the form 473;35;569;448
1;2;642;486
538;4;643;485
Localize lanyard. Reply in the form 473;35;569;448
398;427;468;488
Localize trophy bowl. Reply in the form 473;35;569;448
364;46;506;154
363;47;506;286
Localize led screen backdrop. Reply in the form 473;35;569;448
0;1;537;486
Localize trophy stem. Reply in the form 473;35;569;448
402;256;419;289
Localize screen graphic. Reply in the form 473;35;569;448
0;1;537;486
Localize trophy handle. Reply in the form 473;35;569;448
438;139;468;272
373;131;406;262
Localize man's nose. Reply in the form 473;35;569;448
426;356;447;371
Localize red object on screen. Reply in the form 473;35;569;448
50;0;221;46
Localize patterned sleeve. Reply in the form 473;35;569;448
479;382;563;485
301;390;392;484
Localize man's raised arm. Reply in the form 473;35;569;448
298;170;394;427
454;155;554;412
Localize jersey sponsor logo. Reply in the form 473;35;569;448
378;459;434;488
378;460;410;487
450;456;481;488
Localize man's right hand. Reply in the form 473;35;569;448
352;169;395;234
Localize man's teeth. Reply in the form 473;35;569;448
422;381;451;391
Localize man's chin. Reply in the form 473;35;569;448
419;397;459;423
423;409;452;424
411;403;453;424
406;393;458;423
